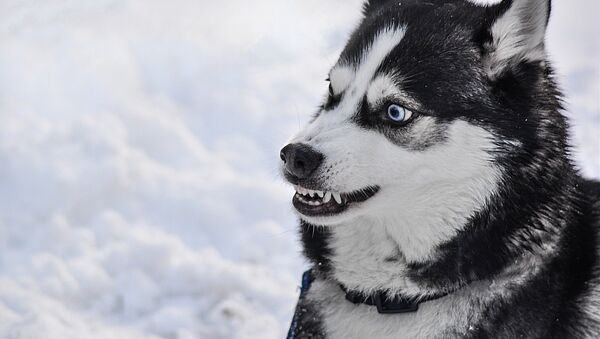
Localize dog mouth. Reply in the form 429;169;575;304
292;185;380;217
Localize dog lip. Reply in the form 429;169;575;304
283;174;324;192
292;186;380;217
342;186;380;204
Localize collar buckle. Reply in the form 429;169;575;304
373;293;419;314
344;287;420;314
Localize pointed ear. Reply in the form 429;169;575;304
362;0;390;16
483;0;552;78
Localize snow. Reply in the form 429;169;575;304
0;0;597;338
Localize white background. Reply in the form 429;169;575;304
0;0;598;338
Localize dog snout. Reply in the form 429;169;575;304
280;143;324;180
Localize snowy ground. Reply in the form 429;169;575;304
0;0;597;338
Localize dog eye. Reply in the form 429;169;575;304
387;104;413;123
328;83;334;96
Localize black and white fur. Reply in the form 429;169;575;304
281;0;600;338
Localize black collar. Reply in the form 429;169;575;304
340;284;449;314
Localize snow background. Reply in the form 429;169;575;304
0;0;597;338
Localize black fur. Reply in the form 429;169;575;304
300;220;334;275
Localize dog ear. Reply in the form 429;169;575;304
362;0;390;16
482;0;552;78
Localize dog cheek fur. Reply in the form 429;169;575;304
321;120;502;297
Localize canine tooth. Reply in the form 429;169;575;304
309;190;315;197
333;192;342;204
317;191;324;198
323;192;332;203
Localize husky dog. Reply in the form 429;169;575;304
280;0;600;338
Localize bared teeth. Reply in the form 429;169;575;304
333;192;342;204
294;186;345;205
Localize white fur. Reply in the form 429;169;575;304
466;0;502;5
366;74;398;106
485;0;549;77
317;26;406;124
326;121;500;296
350;26;406;103
580;284;600;338
578;223;600;338
329;66;355;95
295;118;499;262
307;278;473;339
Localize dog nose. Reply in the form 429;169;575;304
280;143;324;179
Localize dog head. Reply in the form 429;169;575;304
280;0;558;259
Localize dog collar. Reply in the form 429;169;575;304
340;285;448;314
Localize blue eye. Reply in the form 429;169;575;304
387;104;413;123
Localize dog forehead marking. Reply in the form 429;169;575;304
466;0;502;5
353;25;406;92
292;26;407;149
329;66;354;95
331;26;406;117
366;74;398;106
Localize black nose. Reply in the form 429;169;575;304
280;143;324;179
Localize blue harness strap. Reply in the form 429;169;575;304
286;270;314;339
